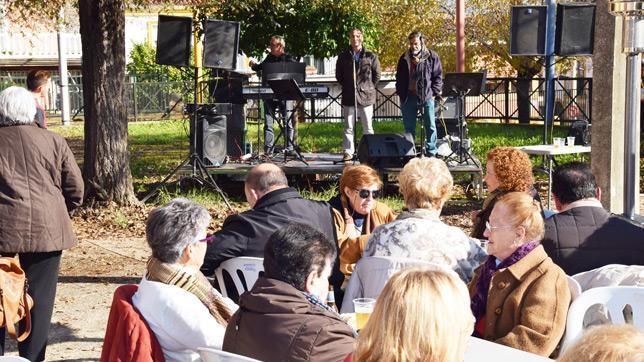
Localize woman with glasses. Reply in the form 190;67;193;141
330;165;396;276
132;198;237;361
469;192;569;357
362;158;486;282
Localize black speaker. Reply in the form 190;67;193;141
510;6;547;56
357;134;416;168
156;15;192;67
555;4;595;56
226;104;246;157
203;20;240;70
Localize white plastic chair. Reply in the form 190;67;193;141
214;257;264;299
566;275;582;301
341;256;443;313
198;347;261;362
561;286;644;351
0;357;31;361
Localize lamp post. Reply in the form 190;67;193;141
609;0;644;219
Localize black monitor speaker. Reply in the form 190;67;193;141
203;20;240;70
357;134;416;169
190;111;227;166
510;6;547;56
156;15;192;67
555;4;596;56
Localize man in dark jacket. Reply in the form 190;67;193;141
201;163;345;303
543;162;644;275
395;30;443;156
223;223;356;361
335;28;381;161
250;35;297;154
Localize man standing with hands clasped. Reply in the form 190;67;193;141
336;28;381;162
396;30;443;157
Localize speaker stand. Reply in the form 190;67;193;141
141;67;234;213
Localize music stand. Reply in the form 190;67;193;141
441;72;486;166
267;78;308;165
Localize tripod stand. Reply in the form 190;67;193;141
141;68;234;213
441;72;486;166
268;78;308;165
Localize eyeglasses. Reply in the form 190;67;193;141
197;234;215;244
269;43;283;48
355;189;381;199
485;221;513;232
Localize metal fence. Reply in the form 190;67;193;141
0;74;591;123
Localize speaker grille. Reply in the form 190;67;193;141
156;15;192;67
555;4;595;56
203;20;240;70
510;6;547;56
203;129;226;166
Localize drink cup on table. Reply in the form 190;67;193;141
553;137;563;148
567;136;576;147
353;298;376;330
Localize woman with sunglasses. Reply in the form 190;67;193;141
330;165;396;276
362;157;486;282
132;198;237;361
469;192;569;357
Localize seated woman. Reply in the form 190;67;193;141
469;192;570;357
133;198;237;361
472;147;538;239
364;157;487;282
347;267;474;362
330;165;396;275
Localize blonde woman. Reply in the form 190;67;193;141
558;325;644;362
347;267;474;362
363;157;486;282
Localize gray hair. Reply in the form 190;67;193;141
145;198;212;263
0;86;36;126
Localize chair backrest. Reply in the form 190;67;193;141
101;284;166;362
561;286;644;351
0;357;31;361
214;257;264;299
198;347;261;362
341;256;440;313
573;264;644;291
567;275;582;301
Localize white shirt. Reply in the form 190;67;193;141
133;275;238;362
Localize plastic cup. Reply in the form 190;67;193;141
567;136;576;147
353;298;376;330
553;137;563;148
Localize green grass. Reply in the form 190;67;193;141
50;118;582;207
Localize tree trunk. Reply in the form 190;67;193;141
79;0;138;205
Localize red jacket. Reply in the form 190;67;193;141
101;285;165;362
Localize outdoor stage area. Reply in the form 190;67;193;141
186;152;484;198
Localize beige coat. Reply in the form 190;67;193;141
468;245;571;357
333;201;395;275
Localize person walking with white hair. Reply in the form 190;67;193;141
0;86;84;361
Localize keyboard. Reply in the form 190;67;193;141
242;85;330;99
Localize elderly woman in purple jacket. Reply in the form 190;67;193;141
395;30;443;156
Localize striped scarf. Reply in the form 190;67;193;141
146;257;232;326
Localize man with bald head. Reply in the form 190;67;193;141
201;164;339;289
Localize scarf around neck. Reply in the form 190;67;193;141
146;257;232;325
470;241;540;321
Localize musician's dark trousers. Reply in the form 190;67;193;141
264;99;294;153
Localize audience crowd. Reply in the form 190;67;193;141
2;79;642;361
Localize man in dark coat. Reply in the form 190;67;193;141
250;35;298;154
395;30;443;156
223;223;356;361
201;163;345;305
335;28;381;161
542;162;644;275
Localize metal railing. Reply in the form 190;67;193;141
0;74;591;123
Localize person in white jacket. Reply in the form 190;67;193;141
133;198;237;362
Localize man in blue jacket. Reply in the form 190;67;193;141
395;31;443;156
